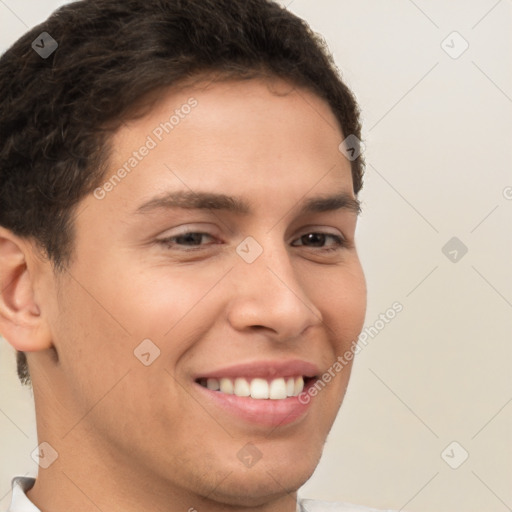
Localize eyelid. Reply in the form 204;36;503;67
156;223;220;238
157;224;345;241
157;231;217;246
156;228;349;255
293;225;346;240
291;232;346;250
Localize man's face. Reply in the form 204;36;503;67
37;79;366;507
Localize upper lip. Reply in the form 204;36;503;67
194;359;320;380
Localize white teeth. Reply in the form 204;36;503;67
219;378;234;394
286;377;295;396
234;378;250;397
269;378;287;399
206;378;220;391
294;376;304;396
250;378;269;399
204;376;307;400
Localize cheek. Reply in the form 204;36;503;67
308;261;367;345
114;265;227;342
53;280;132;378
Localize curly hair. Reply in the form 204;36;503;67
0;0;364;385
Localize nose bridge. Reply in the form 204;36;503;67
227;234;322;338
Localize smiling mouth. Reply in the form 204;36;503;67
196;376;316;400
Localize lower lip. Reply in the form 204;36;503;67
194;381;315;428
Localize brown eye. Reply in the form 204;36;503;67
291;233;346;251
158;232;216;249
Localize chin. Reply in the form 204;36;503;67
206;467;314;508
203;447;321;507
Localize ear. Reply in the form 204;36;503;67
0;227;52;352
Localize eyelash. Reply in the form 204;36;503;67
157;231;347;253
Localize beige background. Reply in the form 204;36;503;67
1;1;511;511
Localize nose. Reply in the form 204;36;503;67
226;239;323;342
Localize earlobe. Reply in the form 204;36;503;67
0;229;53;352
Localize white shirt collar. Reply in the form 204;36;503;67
7;476;393;512
8;477;40;512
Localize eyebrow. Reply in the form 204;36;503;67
135;190;361;216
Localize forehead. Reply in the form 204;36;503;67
112;77;342;144
96;78;354;217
